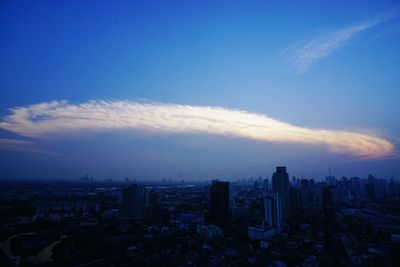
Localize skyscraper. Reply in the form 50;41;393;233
120;184;145;219
321;186;335;221
208;180;229;225
289;186;301;220
365;182;375;200
272;166;290;221
321;186;334;208
264;192;283;231
144;189;160;222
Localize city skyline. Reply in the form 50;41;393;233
1;1;400;180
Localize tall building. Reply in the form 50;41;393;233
350;176;361;195
365;182;375;200
208;180;229;225
262;178;269;197
321;186;334;209
264;192;283;231
309;179;315;188
272;166;290;221
120;184;145;219
289;186;302;220
321;186;335;221
301;178;310;190
144;189;160;222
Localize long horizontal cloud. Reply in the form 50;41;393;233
293;7;400;73
0;138;35;150
0;138;57;155
0;100;394;159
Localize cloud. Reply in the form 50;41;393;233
291;7;400;73
373;22;400;39
0;100;394;159
0;138;58;155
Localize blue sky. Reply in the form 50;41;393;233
0;0;399;180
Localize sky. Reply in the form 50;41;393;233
1;0;400;181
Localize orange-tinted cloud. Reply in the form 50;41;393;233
0;100;394;159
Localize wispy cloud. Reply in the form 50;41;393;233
0;100;394;159
0;138;58;155
289;7;400;73
373;21;400;39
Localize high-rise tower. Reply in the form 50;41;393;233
208;180;229;225
120;184;145;219
272;166;290;221
264;192;283;231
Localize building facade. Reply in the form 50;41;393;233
208;180;229;225
264;192;283;231
120;184;145;219
272;166;291;221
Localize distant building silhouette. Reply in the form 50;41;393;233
208;180;229;225
300;179;310;208
272;166;290;221
263;178;269;194
321;186;334;209
264;192;283;231
120;184;145;219
301;178;310;189
321;186;335;221
309;178;315;188
351;176;361;195
289;186;301;220
365;182;375;200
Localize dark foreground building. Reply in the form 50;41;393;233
120;184;145;219
208;180;229;225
